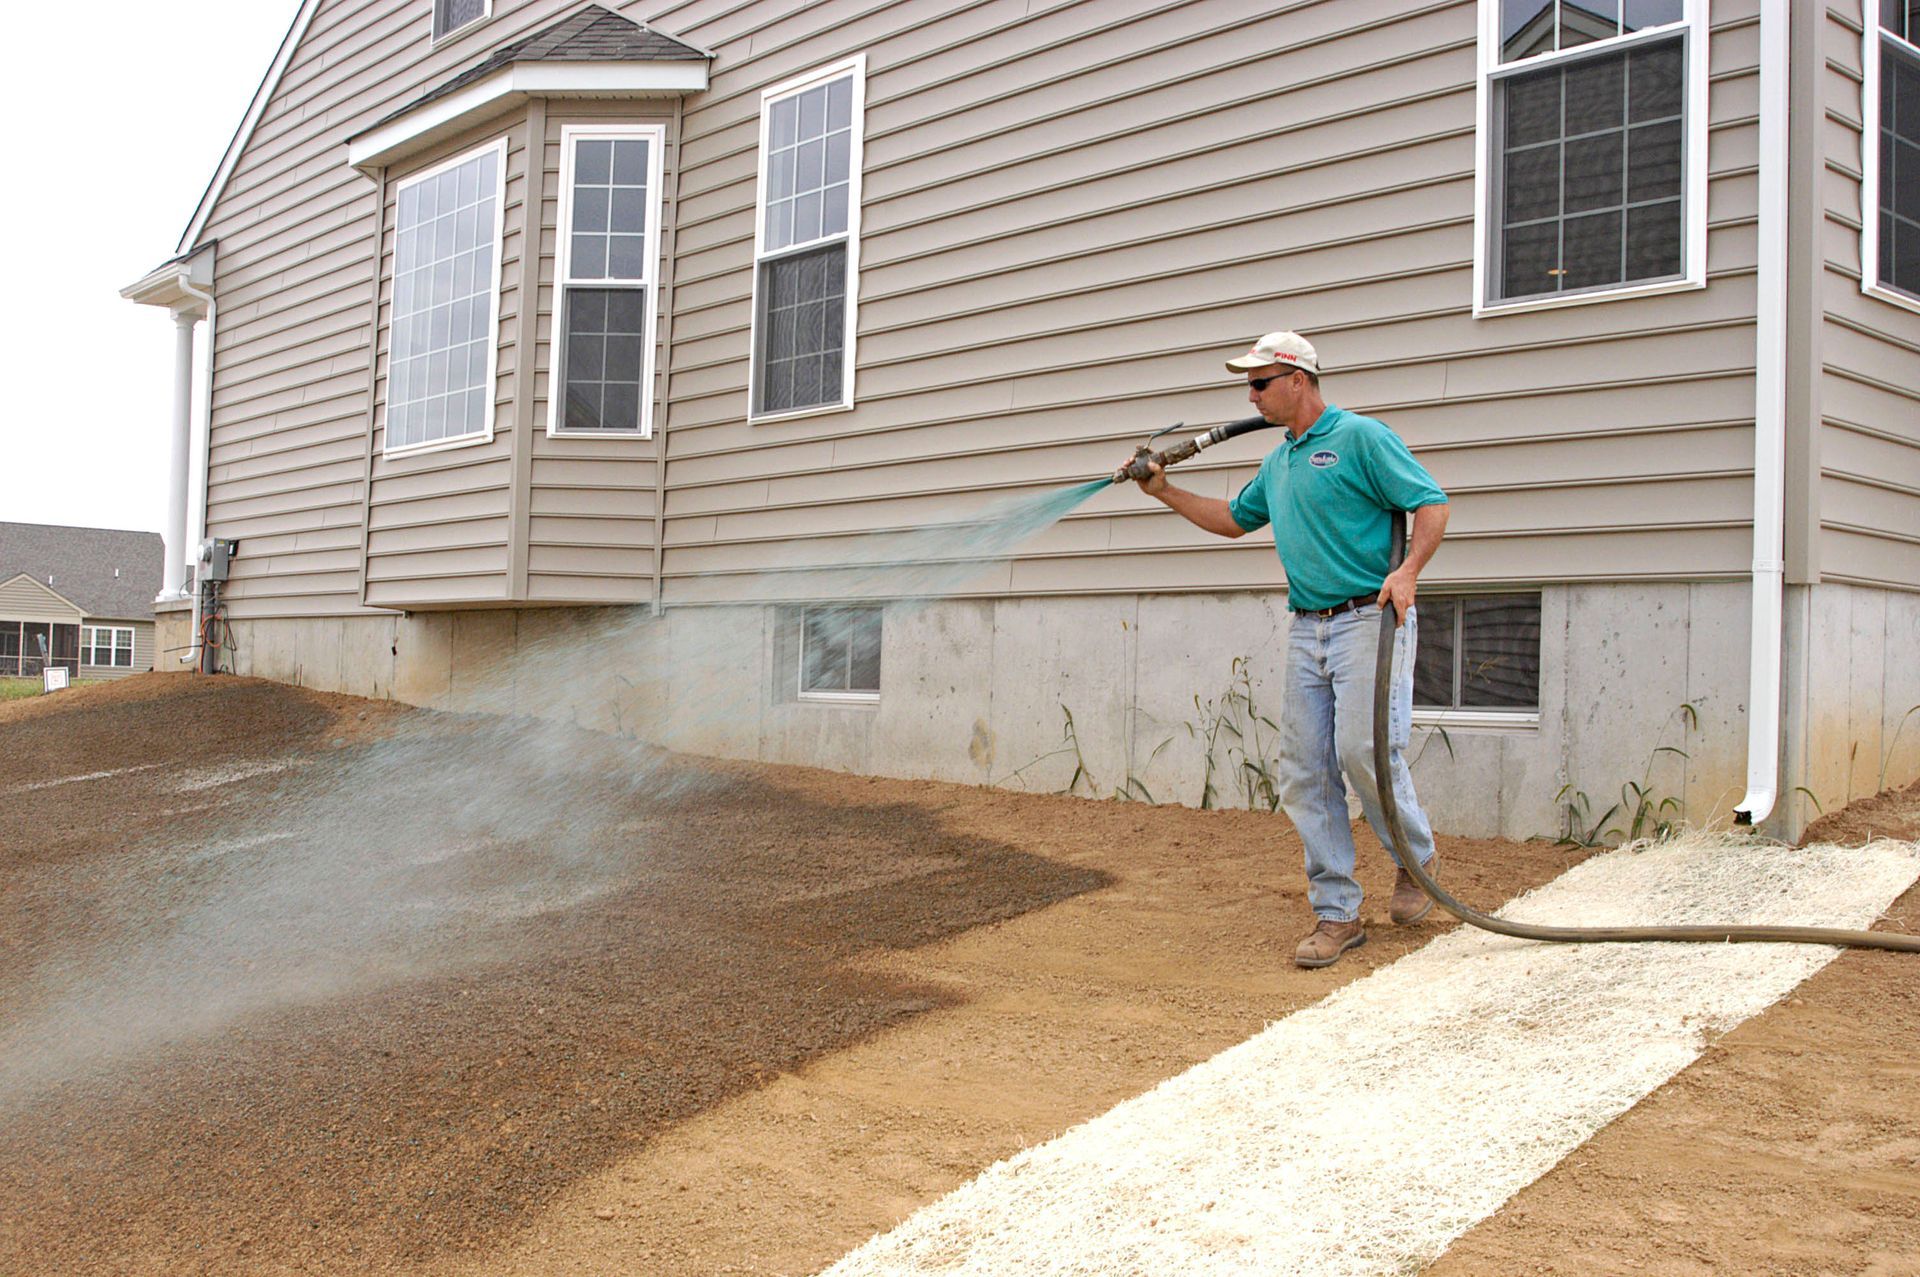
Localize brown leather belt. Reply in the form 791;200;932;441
1293;593;1379;619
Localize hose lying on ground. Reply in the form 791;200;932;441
1371;510;1920;954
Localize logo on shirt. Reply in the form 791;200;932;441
1309;450;1339;469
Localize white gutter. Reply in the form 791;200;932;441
1736;0;1790;826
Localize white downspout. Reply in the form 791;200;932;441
178;275;218;668
1736;0;1789;826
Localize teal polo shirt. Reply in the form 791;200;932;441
1227;406;1448;612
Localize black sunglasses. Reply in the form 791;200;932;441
1247;371;1299;392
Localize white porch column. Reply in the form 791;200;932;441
163;309;199;601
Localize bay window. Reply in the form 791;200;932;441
386;141;504;455
551;126;664;436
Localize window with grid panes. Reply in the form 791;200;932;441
83;627;133;667
754;63;862;416
553;129;661;435
1486;1;1693;303
1412;595;1543;711
1874;2;1920;301
386;143;502;453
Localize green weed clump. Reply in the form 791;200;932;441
1556;702;1697;847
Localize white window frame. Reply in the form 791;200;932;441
82;626;134;668
548;124;667;439
431;0;493;43
383;138;508;460
748;54;866;424
796;605;881;703
1863;14;1920;315
1473;0;1711;317
1408;592;1543;726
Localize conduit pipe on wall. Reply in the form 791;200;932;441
1735;0;1790;828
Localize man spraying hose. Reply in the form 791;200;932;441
1119;331;1451;969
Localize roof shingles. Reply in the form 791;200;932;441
385;4;709;125
0;523;163;621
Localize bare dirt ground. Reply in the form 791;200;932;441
2;675;1915;1276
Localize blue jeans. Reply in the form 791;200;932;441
1278;603;1437;922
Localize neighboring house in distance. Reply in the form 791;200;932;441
0;524;163;680
124;0;1919;841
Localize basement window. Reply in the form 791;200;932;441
750;57;865;420
1477;0;1707;313
1413;593;1542;720
432;0;490;41
1866;2;1920;310
799;605;881;701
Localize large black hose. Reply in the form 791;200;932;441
1372;510;1920;953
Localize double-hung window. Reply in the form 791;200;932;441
751;57;864;419
386;141;505;455
551;126;664;437
82;626;134;668
1477;1;1708;312
1866;2;1920;309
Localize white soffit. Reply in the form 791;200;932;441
347;61;709;172
120;243;218;310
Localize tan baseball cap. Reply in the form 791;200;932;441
1224;330;1319;376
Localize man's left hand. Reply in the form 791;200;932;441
1376;568;1418;627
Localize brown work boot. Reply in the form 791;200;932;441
1389;854;1437;925
1294;918;1367;969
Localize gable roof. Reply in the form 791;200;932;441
377;3;710;126
0;523;163;621
0;572;87;620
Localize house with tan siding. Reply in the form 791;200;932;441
125;0;1920;840
0;524;163;680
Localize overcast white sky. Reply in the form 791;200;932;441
0;2;305;537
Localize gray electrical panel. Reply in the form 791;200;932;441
202;538;239;583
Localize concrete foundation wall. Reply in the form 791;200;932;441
1780;584;1920;835
152;603;194;675
219;582;1919;844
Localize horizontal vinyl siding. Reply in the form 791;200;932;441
0;578;84;624
523;101;674;606
196;0;662;620
1816;1;1920;590
79;622;157;678
362;112;532;610
644;0;1767;604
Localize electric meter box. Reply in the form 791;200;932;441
202;538;240;583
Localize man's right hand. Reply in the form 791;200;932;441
1117;458;1167;496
